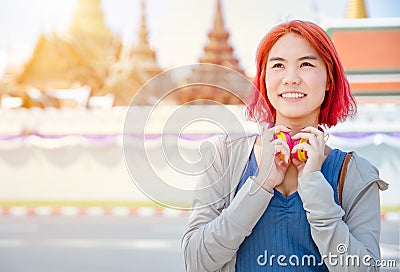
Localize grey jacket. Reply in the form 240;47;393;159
181;135;389;272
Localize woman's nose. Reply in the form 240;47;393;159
282;69;300;85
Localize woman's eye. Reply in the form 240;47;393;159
272;63;284;68
300;62;314;67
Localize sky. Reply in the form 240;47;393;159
0;0;399;76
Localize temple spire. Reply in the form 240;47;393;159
67;0;112;40
130;0;160;69
346;0;368;18
138;0;149;47
213;0;227;37
175;0;245;105
199;0;244;75
102;0;163;105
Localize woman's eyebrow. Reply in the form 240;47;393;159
268;55;318;62
298;55;318;61
268;57;285;62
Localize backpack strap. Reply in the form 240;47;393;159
338;152;353;206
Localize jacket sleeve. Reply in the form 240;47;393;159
297;156;387;272
181;136;274;272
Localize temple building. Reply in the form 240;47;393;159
326;0;400;104
1;0;164;108
9;0;121;108
170;0;247;105
100;0;164;106
346;0;368;18
0;0;398;108
197;0;244;74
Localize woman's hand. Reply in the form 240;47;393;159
291;126;325;177
253;125;291;191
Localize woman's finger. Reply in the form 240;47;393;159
301;126;324;145
275;144;291;164
301;126;322;134
292;132;318;148
274;125;291;134
291;142;312;154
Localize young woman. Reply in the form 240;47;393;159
182;20;388;272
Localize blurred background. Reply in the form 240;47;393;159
0;0;399;271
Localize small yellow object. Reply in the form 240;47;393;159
274;132;289;160
297;138;308;162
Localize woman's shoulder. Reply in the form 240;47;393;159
212;134;258;152
201;134;257;167
345;151;389;191
341;151;389;218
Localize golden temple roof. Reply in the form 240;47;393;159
101;0;164;106
10;0;122;108
6;0;166;107
68;0;113;41
2;0;397;109
199;0;245;75
346;0;368;18
175;0;245;105
130;0;162;75
17;33;102;89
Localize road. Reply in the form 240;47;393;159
0;215;187;272
0;214;398;272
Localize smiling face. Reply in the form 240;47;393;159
265;32;328;126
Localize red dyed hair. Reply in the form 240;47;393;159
246;20;356;128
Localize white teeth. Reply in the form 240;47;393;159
281;93;305;99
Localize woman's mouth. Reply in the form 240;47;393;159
280;92;306;99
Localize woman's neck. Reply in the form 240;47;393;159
274;115;319;135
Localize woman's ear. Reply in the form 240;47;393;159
325;79;331;92
325;72;333;91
